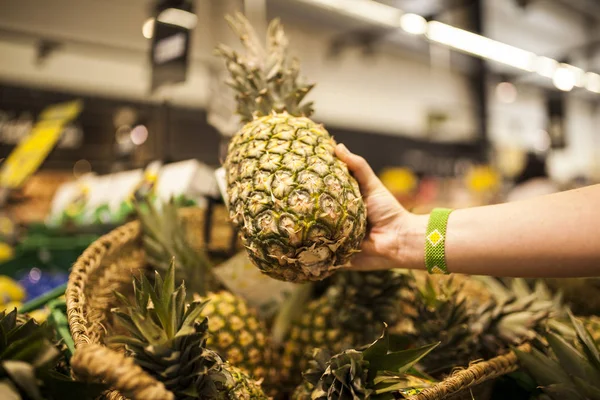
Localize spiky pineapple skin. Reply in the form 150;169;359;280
281;271;410;387
225;113;367;283
226;365;270;400
197;291;271;381
280;296;356;386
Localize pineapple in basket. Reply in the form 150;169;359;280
109;261;268;399
409;276;559;376
216;13;367;283
291;326;438;399
279;270;413;387
136;199;272;382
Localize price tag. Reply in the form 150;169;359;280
213;252;297;317
0;100;83;190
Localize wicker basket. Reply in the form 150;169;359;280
66;207;528;400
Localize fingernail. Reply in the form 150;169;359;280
337;143;349;155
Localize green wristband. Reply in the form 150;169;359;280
425;208;453;275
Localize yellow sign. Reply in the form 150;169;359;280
0;100;83;189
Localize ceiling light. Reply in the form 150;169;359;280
495;82;518;104
565;65;585;87
400;13;427;35
427;21;536;71
535;56;558;78
585;72;600;93
553;64;576;92
157;8;198;30
299;0;401;27
142;18;155;39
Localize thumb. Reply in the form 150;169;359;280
335;143;384;195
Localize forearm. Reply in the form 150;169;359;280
398;185;600;277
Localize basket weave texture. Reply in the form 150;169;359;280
66;207;527;400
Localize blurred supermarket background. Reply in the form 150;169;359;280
0;0;599;308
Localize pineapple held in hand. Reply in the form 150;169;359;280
217;14;367;282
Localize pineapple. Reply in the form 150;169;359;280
409;277;556;376
515;311;600;400
292;326;438;399
109;261;268;399
280;270;412;386
136;199;272;381
409;276;473;375
473;278;559;358
217;13;367;283
193;291;269;380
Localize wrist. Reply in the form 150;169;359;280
390;212;428;270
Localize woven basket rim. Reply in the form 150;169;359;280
65;209;529;400
407;343;530;400
66;218;141;349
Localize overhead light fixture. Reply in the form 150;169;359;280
566;65;585;87
157;8;198;30
552;64;576;92
585;72;600;93
296;0;600;96
142;18;155;39
535;56;558;78
299;0;402;27
400;13;427;35
427;21;536;71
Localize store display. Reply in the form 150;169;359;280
63;202;554;399
47;159;218;228
1;2;597;399
218;14;366;283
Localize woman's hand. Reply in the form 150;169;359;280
335;144;427;271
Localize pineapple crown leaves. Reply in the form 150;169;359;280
109;259;210;347
0;308;59;370
515;311;600;400
410;275;471;343
135;197;214;297
0;309;107;400
303;325;439;399
108;261;238;399
215;12;315;122
471;279;556;352
414;275;469;313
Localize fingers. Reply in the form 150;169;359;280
335;143;383;195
